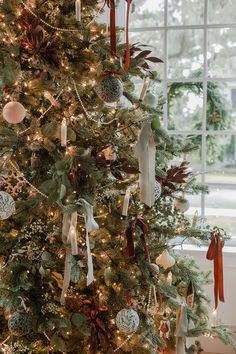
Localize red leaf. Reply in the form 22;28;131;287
146;57;164;63
135;50;152;60
122;165;140;174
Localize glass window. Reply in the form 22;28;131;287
127;0;236;239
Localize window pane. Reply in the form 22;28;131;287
129;30;164;77
205;135;236;236
130;0;164;28
206;135;236;184
170;135;202;177
168;83;203;130
208;28;236;78
208;0;236;24
131;77;163;100
207;81;236;131
168;29;204;79
168;0;204;26
205;185;236;236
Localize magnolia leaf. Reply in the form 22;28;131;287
41;251;52;262
71;264;82;283
156;167;167;178
42;121;58;138
59;183;67;200
51;334;66;352
51;271;64;289
67;127;76;141
53;317;72;330
71;313;90;336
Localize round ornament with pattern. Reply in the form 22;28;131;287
3;101;26;124
96;76;123;103
116;308;139;333
0;191;15;220
8;312;33;337
155;181;162;200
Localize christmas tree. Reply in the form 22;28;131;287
0;1;235;353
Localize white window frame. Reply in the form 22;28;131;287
120;0;236;243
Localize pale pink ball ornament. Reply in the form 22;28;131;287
3;101;26;124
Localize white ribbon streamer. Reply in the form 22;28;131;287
60;212;78;304
122;188;130;216
68;212;78;255
77;199;99;286
134;122;156;207
176;304;188;354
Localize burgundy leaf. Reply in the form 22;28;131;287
146;57;164;63
121;165;140;174
135;50;152;60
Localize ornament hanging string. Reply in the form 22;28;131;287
206;231;224;309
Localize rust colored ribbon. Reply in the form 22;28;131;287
206;232;225;309
124;216;150;262
124;0;131;71
108;0;117;57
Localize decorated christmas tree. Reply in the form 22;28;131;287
0;1;235;353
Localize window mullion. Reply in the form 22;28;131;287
201;0;208;223
163;0;168;130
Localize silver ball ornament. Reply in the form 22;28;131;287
116;308;139;333
143;91;157;107
0;191;15;220
96;76;123;103
3;101;26;124
173;197;190;213
8;312;33;337
154;181;162;200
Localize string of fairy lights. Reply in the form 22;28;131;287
20;0;106;32
0;1;218;353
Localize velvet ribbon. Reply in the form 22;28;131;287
206;231;225;309
124;216;150;262
107;0;116;57
106;0;131;71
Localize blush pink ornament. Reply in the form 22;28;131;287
3;101;26;124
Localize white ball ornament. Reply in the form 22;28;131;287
3;101;26;124
143;91;157;107
0;191;15;220
154;181;162;200
173;197;190;213
116;308;139;333
156;250;175;270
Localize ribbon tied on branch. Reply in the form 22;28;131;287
124;215;150;262
206;230;225;309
